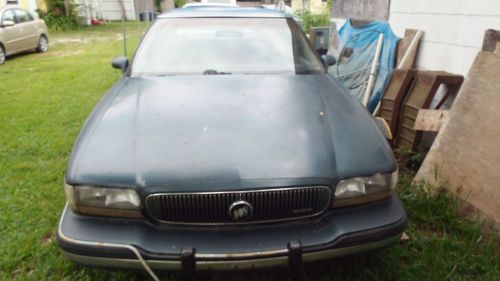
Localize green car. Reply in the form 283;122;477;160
57;7;406;279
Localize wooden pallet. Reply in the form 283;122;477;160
378;69;417;145
396;71;463;150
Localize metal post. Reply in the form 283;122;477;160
98;0;104;23
363;33;384;108
121;12;127;57
136;0;142;38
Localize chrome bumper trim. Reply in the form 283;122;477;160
62;234;401;271
58;204;160;281
61;232;401;271
59;204;402;272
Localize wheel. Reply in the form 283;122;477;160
0;45;5;65
36;35;48;53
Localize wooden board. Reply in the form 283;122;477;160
377;69;416;144
397;29;422;70
414;110;450;132
481;29;500;52
327;22;340;56
415;43;500;232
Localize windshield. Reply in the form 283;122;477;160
131;18;325;76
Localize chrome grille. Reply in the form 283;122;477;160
145;186;331;225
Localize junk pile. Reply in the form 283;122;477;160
324;19;464;152
378;70;463;149
329;20;399;113
318;5;500;231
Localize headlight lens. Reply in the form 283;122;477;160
65;183;142;218
76;186;140;209
332;169;398;208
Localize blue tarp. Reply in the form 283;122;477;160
330;20;399;112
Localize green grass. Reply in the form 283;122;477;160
0;23;498;281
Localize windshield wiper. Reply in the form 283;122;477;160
295;69;323;75
203;69;232;75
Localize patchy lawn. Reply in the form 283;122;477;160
0;23;498;281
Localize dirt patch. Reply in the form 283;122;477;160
51;38;88;46
49;49;84;58
42;232;53;246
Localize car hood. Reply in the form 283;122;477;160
66;75;395;192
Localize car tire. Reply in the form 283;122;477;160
36;35;49;53
0;45;5;65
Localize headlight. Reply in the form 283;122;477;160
65;183;142;218
332;169;398;208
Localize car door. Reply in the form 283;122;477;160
13;9;38;50
0;9;22;54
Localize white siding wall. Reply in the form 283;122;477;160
389;0;500;76
99;0;136;20
76;0;137;21
27;0;38;15
0;0;39;17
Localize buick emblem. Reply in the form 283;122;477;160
229;200;253;221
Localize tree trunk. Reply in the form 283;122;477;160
119;0;128;20
64;0;70;15
161;0;175;12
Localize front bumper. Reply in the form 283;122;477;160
57;194;406;271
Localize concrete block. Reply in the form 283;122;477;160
332;0;390;21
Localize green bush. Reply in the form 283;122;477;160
297;10;330;34
174;0;187;8
40;12;78;31
38;0;78;31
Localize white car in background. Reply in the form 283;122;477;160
200;0;237;5
183;0;238;8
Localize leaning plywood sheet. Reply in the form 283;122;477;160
415;43;500;231
414;110;450;132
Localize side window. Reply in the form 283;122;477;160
14;9;32;23
2;10;15;24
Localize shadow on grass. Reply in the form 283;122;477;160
2;49;43;64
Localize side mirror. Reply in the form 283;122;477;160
321;55;336;67
111;56;129;73
1;20;15;27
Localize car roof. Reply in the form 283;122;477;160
158;7;291;19
1;5;22;12
182;3;240;8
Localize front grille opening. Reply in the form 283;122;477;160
145;186;331;225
